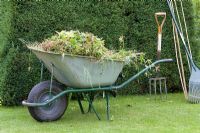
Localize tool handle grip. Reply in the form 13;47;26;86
155;12;166;32
155;12;166;16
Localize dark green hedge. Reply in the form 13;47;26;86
0;0;13;57
0;0;196;105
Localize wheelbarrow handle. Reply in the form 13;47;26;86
154;58;174;64
114;58;174;89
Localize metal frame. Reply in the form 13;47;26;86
22;58;173;120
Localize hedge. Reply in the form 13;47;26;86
0;0;15;105
0;0;197;105
193;0;200;64
0;0;13;57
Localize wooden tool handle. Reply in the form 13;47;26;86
155;12;166;33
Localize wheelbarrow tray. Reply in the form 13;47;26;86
28;46;124;88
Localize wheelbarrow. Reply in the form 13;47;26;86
22;46;173;122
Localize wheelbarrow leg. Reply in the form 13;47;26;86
39;60;44;82
87;93;94;113
77;94;85;114
86;95;101;120
105;92;110;120
87;102;92;113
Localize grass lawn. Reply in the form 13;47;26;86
0;93;200;133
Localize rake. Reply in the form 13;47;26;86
167;0;200;103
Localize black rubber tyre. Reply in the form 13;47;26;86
27;81;68;122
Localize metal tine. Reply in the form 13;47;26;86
194;86;197;103
196;93;199;103
190;86;193;103
192;85;195;102
191;86;194;103
189;85;191;102
188;85;190;102
195;85;198;103
159;79;162;99
196;94;199;103
149;80;152;96
164;79;167;99
195;91;197;103
192;87;196;103
196;87;200;103
196;85;199;103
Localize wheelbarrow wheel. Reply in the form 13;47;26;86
27;80;68;122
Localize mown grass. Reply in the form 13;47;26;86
0;93;200;133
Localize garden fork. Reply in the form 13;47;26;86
149;12;167;99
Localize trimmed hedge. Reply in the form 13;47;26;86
0;0;197;105
0;0;14;105
193;0;200;65
0;0;13;57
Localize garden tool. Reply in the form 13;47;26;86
149;12;167;99
167;0;200;103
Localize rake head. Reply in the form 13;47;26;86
188;69;200;103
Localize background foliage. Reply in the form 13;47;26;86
192;0;200;64
0;0;197;105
